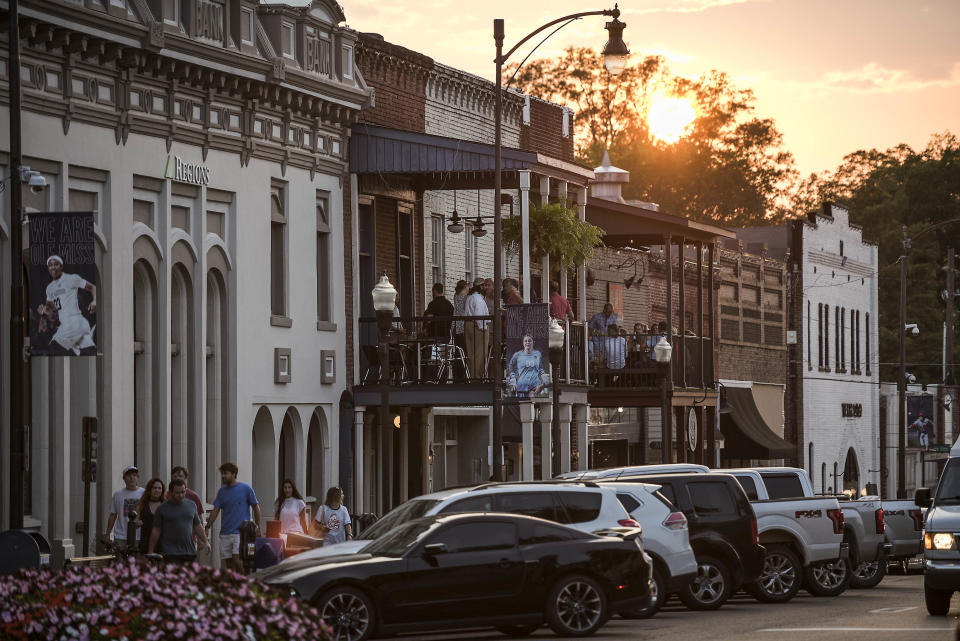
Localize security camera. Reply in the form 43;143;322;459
28;173;47;194
912;326;919;336
905;323;919;336
907;373;917;384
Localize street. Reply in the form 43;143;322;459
402;575;956;641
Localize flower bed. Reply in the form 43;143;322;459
0;558;331;641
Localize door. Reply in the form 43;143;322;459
391;521;524;623
684;480;747;542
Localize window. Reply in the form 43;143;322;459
495;492;559;522
850;309;856;371
430;522;517;553
856;310;861;371
440;495;494;513
240;7;254;43
834;306;840;369
817;303;823;368
762;474;805;500
735;476;759;501
865;313;871;375
431;214;445;286
270;183;287;318
687;482;737;516
823;304;829;369
281;22;296;58
657;484;676;506
808;443;814;483
807;300;812;369
464;221;476;282
317;193;331;323
557;492;603;523
162;0;179;26
520;523;587;546
616;493;641;514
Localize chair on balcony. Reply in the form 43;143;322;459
360;344;410;385
426;329;469;384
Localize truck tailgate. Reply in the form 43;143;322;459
751;496;844;565
882;499;923;558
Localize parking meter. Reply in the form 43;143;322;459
238;520;257;575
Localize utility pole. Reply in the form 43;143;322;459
897;226;908;499
946;247;956;386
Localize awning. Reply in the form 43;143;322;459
719;386;794;459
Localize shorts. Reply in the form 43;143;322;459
219;533;241;559
53;315;94;351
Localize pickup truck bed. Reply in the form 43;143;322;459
751;496;845;565
880;499;923;559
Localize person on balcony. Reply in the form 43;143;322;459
464;278;491;379
549;281;575;322
424;282;454;338
604;325;627;370
452;280;469;380
503;278;523;305
589;303;619;357
506;334;547;398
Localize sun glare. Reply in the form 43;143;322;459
647;96;697;144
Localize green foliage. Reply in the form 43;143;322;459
506;48;797;226
502;200;604;268
793;132;960;383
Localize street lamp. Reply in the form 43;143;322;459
372;274;397;506
548;318;565;477
654;336;673;463
491;5;628;481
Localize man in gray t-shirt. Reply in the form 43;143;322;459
148;479;209;562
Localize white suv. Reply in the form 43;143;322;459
601;481;699;618
557;464;710;480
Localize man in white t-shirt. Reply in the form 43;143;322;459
37;255;96;355
101;466;144;549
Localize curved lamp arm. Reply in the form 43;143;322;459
497;8;619;65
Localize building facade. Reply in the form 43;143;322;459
0;0;371;563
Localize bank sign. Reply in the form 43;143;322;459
165;155;211;186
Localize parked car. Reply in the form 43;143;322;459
881;498;924;576
256;513;651;639
557;464;710;480
601;481;698;617
915;450;960;615
603;473;764;611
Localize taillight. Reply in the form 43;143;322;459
618;518;640;528
662;512;687;530
750;518;759;545
909;509;924;531
874;508;885;535
827;508;845;534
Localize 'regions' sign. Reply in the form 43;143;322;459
165;155;211;186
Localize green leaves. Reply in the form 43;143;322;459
502;200;604;268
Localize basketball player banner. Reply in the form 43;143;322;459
28;211;98;356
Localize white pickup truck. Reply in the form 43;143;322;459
879;499;923;574
720;467;892;591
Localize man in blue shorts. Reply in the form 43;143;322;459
205;462;261;572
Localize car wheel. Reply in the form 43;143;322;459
679;555;732;611
495;624;540;637
925;587;953;615
317;586;375;641
803;559;850;597
849;559;886;589
545;574;608;637
749;544;801;603
620;567;666;619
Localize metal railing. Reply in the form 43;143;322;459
588;333;715;389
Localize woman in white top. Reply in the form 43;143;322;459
273;479;308;536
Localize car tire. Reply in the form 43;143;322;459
679;555;732;611
748;544;802;603
803;559;850;597
849;559;886;589
495;624;540;637
619;567;666;619
925;587;953;616
545;574;608;637
317;586;376;641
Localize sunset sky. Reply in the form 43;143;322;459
330;0;959;177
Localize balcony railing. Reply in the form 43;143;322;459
588;333;715;389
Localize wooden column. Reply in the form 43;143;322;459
663;234;674;464
708;242;717;384
678;237;687;387
706;405;717;467
696;241;704;388
695;406;705;465
677;407;687;463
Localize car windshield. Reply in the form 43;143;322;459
361;520;436;557
358;499;442;540
936;460;960;504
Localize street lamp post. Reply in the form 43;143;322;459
491;5;628;480
654;336;673;463
548;318;565;478
372;275;397;510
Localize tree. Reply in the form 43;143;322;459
507;48;797;225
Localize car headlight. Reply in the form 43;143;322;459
925;532;956;551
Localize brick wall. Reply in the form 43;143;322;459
355;34;430;132
520;97;575;162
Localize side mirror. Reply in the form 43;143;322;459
423;543;448;556
915;487;932;509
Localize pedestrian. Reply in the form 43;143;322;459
273;479;308;536
424;282;454;338
136;478;166;554
464;278;491;379
205;462;261;573
148;478;209;563
101;465;144;550
503;278;523;305
549;281;574;322
171;466;205;522
452;280;470;381
313;487;353;546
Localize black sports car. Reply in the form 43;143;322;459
256;512;650;640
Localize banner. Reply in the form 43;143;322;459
504;303;550;400
907;394;936;451
28;212;97;356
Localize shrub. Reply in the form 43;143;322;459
0;558;331;641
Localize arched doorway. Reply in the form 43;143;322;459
170;263;194;472
133;260;159;473
843;447;860;493
278;408;300;491
307;408;327;501
205;267;229;500
252;407;276;507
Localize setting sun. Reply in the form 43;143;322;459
647;96;697;144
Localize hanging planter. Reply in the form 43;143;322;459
503;200;605;268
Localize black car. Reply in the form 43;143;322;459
606;473;764;611
256;512;650;640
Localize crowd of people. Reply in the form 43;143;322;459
102;463;352;571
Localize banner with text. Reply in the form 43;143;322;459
29;211;98;356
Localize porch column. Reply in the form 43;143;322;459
696;241;704;388
559;403;572;474
399;409;409;503
354;407;366;514
539;175;550;303
574;404;589;471
706;405;718;468
521;402;535;480
676;406;687;463
695;405;705;465
520;170;532;302
575;187;588;382
679;237;687;388
540;403;553;479
49;360;75;564
708;242;717;388
663;234;674;464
